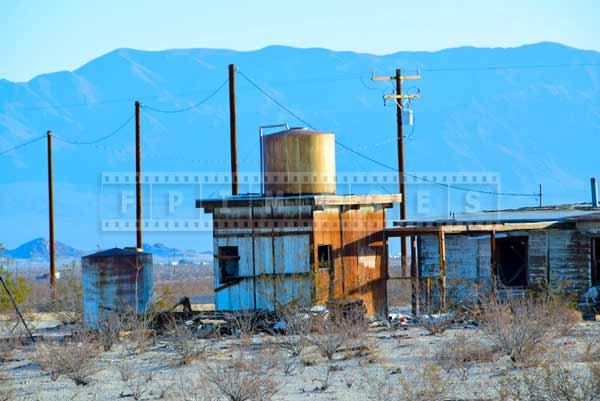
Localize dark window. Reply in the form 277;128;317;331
218;246;240;283
318;245;333;270
496;236;528;287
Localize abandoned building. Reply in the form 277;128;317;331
389;203;600;310
197;127;401;319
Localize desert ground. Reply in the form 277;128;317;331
1;264;600;401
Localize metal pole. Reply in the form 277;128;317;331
539;184;543;207
229;64;238;196
396;69;409;278
135;101;143;251
46;131;56;297
591;177;598;208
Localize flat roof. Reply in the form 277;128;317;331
197;193;402;211
389;204;600;234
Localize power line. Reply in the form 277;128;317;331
0;135;46;156
52;113;135;145
237;70;317;130
142;79;228;113
238;69;539;199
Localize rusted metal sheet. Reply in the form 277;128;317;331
81;248;154;329
313;206;387;319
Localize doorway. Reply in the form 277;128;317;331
496;236;528;287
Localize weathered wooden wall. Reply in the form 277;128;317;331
418;228;593;305
212;204;312;311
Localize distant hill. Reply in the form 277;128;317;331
2;42;600;250
3;238;85;259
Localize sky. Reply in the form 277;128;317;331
3;0;600;82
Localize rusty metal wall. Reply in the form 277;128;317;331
81;249;154;329
313;205;387;319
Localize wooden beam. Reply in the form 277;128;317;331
410;235;419;316
437;228;447;311
387;221;565;236
490;230;497;295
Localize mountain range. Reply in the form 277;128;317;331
0;238;210;260
1;42;600;250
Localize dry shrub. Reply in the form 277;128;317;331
205;350;280;401
49;264;84;325
118;363;154;401
478;293;580;366
435;333;498;381
34;331;99;385
165;320;209;365
366;364;448;401
275;303;311;358
499;359;600;401
419;313;456;335
305;303;367;361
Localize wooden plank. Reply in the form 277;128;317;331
438;229;447;311
387;221;568;235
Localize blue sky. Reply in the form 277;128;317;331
4;0;599;82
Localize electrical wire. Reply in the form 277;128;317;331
238;69;539;199
52;113;135;145
142;79;228;113
237;70;317;130
0;135;46;156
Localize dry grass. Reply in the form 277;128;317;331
34;331;100;385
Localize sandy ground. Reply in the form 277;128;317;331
2;315;600;401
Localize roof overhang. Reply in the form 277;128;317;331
197;194;402;212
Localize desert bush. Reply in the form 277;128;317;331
275;303;311;358
205;350;280;401
0;266;30;313
165;320;209;365
34;331;99;385
118;363;154;401
435;333;498;381
366;364;448;401
305;303;367;361
49;263;84;324
96;310;129;351
478;293;580;366
418;312;456;335
498;359;600;401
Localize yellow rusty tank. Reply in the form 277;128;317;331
262;127;336;195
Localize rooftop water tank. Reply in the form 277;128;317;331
81;247;154;328
262;127;336;195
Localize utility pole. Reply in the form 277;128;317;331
46;131;56;298
372;69;420;277
229;64;238;196
538;184;543;207
135;101;143;251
